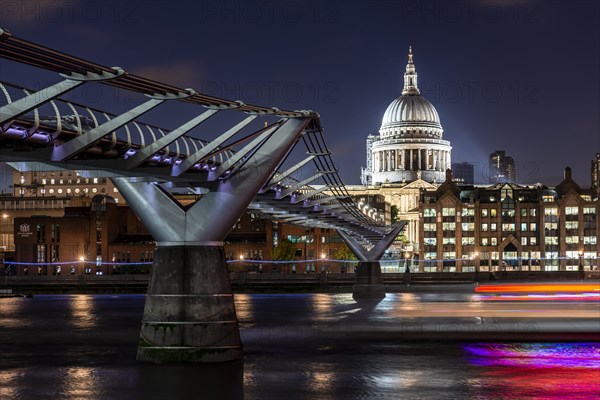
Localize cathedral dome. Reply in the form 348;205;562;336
381;94;442;131
379;46;443;139
361;46;452;186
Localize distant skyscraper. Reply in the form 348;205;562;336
592;153;600;190
488;151;516;183
451;162;474;185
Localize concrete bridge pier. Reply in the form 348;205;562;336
138;244;241;363
338;223;406;300
112;117;311;363
353;261;386;300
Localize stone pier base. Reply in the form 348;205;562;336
137;245;243;363
352;261;386;300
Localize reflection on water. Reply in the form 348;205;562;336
465;342;600;369
59;367;101;400
68;295;97;329
0;369;21;399
464;343;600;399
1;294;599;399
234;293;254;321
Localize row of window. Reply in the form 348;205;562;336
34;187;119;195
424;206;596;218
21;177;108;185
424;222;540;232
426;236;539;247
422;250;596;261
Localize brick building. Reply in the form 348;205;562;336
419;168;599;272
12;200;352;275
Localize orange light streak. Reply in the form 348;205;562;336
474;283;600;293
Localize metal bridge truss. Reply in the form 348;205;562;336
0;28;402;254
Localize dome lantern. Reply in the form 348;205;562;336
402;46;420;95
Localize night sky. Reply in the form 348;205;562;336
0;0;599;187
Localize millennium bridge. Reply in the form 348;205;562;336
0;28;405;362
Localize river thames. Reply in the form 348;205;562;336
1;292;599;399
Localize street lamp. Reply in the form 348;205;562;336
1;214;8;272
79;255;85;275
578;250;584;272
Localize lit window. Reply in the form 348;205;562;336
49;189;54;194
530;237;537;245
520;209;527;217
75;188;80;194
461;223;474;231
565;206;579;215
565;236;579;244
481;223;488;231
462;208;475;217
583;207;596;215
521;237;527;245
462;237;475;245
521;223;527;231
565;221;578;230
442;208;456;217
481;209;488;218
423;208;436;217
490;209;497;217
442;237;455;245
442;222;455;231
424;238;436;246
491;223;497;231
93;178;98;184
530;223;537;231
423;223;436;231
92;188;98;193
501;223;515;231
50;179;55;184
57;189;63;194
481;237;489;246
490;237;497;246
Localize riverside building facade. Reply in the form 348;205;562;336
418;168;599;272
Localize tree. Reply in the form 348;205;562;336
397;234;409;244
391;205;399;223
272;238;297;261
334;243;358;261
